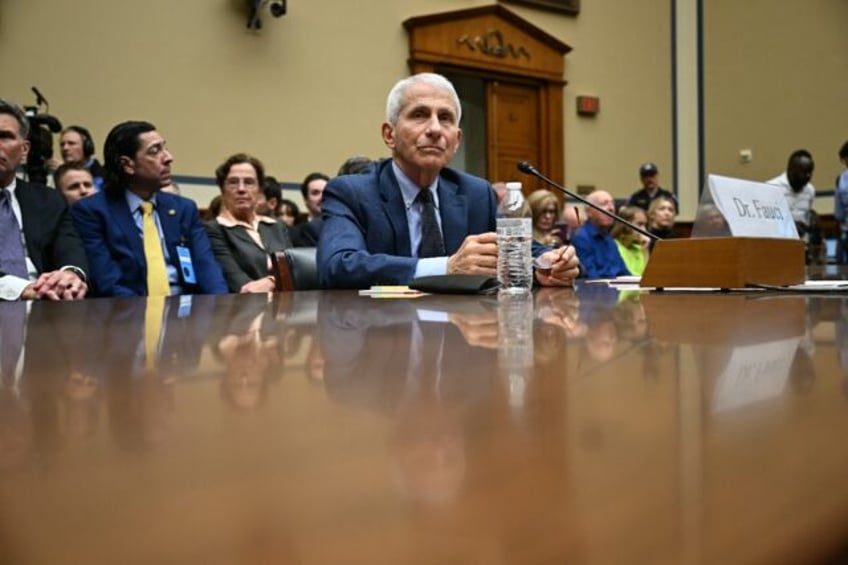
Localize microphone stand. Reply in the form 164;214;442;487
517;161;659;241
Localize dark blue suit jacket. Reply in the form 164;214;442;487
317;159;498;289
71;190;227;297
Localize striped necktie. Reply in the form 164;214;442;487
139;201;171;296
415;189;445;258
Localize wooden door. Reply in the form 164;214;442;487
487;80;541;185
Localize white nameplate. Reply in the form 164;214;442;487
708;174;798;238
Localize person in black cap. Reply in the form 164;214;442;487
628;162;677;212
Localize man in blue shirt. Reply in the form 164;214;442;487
571;190;630;279
834;141;848;262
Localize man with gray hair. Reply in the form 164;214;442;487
0;99;88;300
317;73;579;288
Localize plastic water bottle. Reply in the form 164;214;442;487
497;181;533;294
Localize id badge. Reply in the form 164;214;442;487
176;245;197;284
178;295;193;318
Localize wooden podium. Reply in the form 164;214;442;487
640;237;805;289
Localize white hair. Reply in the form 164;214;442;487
385;73;462;125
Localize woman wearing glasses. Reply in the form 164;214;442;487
527;189;564;248
205;153;293;293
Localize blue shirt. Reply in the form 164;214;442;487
391;162;449;279
571;221;631;279
835;170;848;232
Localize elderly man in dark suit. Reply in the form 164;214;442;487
71;120;227;297
0;99;88;301
317;73;579;289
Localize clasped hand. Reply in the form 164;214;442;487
24;270;88;300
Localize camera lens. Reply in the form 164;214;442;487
269;0;286;17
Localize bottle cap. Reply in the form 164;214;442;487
505;181;522;191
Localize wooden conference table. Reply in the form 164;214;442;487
1;280;847;564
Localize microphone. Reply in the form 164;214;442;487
31;86;48;109
517;160;659;241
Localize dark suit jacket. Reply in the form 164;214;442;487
3;180;89;278
317;159;498;289
71;190;227;297
205;217;293;292
289;217;322;247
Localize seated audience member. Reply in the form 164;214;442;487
610;205;650;276
301;172;329;220
71;120;227;297
279;198;302;228
256;175;282;219
290;171;330;247
337;155;375;176
205;153;293;293
527;189;563;248
628;162;677;212
571;190;630;279
206;195;223;219
767;149;815;237
647;194;677;246
556;204;583;245
58;126;105;191
317;72;579;289
834;141;848;262
692;203;731;237
54;162;97;205
0;99;88;301
491;181;507;205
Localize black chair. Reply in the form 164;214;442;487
271;247;319;291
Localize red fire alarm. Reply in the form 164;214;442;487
576;95;600;117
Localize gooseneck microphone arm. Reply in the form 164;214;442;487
517;161;659;241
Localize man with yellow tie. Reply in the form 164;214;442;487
71;121;227;297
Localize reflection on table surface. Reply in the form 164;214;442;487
1;283;848;564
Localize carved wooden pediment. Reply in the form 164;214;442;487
403;4;571;81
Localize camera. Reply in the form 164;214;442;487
23;106;62;186
269;0;286;18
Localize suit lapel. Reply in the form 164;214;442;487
377;163;412;255
257;222;285;253
108;194;146;269
436;175;467;254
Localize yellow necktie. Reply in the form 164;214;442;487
144;296;165;372
140;201;171;297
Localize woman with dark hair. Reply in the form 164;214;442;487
279;198;302;227
205;153;292;293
